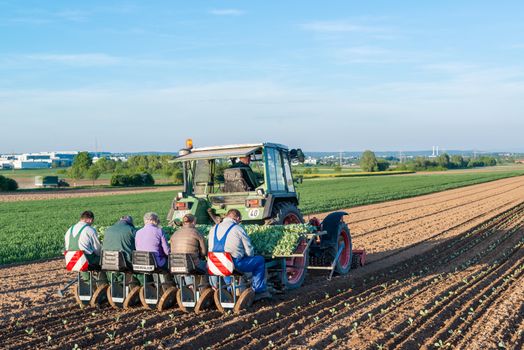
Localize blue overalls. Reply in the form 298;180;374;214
212;222;266;293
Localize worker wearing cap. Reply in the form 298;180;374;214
170;214;207;270
102;215;139;287
208;209;270;300
171;214;210;289
102;215;136;268
64;210;107;285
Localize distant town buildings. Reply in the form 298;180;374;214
303;157;318;165
0;151;78;169
93;155;128;162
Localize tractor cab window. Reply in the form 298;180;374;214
191;153;265;194
220;153;265;193
193;160;212;194
283;153;295;192
266;148;286;192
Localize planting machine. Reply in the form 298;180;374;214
165;140;366;311
61;140;366;313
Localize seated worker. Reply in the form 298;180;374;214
64;210;107;285
102;215;136;268
135;212;170;269
208;209;271;301
170;214;207;271
230;156;259;190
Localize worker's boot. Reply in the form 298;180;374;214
253;290;272;301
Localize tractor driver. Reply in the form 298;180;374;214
230;156;259;190
208;209;271;301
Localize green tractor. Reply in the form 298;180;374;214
168;140;305;226
167;140;365;290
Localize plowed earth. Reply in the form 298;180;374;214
2;176;524;349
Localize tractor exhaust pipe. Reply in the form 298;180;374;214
57;278;77;297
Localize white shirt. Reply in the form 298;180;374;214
64;221;101;255
208;217;254;258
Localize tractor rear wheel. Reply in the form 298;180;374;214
325;225;352;275
269;202;308;290
279;237;309;290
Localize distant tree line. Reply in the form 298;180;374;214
358;151;498;172
396;154;497;171
61;152;183;186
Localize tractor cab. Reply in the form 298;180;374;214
168;140;305;225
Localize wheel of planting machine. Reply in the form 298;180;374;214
89;284;109;307
271;202;308;290
233;288;255;314
157;286;177;311
322;212;352;275
71;286;89;309
106;287;122;309
333;224;352;274
194;287;215;314
123;286;141;310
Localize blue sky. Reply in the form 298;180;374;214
1;1;523;152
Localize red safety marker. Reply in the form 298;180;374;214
207;252;234;276
65;250;89;272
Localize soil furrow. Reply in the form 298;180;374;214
3;176;524;349
217;204;524;349
291;211;524;349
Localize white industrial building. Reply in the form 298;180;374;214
0;151;79;169
304;157;318;165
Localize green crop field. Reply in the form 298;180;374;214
297;170;524;214
1;170;524;265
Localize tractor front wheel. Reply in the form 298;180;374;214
269;202;304;225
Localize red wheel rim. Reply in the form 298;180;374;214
283;212;305;285
338;229;350;269
283;213;301;225
286;238;306;285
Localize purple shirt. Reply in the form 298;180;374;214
135;224;170;267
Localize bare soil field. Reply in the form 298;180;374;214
0;185;181;202
1;177;524;349
11;176;174;190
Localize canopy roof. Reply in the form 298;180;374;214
175;144;262;161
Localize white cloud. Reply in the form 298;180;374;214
209;9;245;16
1;74;523;152
330;46;428;64
25;53;121;66
422;62;479;73
54;10;90;22
301;20;384;33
